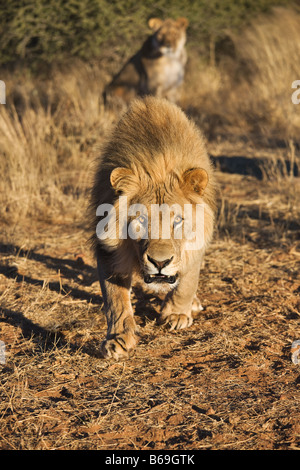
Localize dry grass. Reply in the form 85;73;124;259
232;7;300;137
0;7;300;450
0;61;114;223
0;171;299;450
183;7;300;141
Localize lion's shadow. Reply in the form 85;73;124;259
0;242;104;357
0;242;165;358
132;285;162;326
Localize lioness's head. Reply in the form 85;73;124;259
100;165;212;293
148;17;188;57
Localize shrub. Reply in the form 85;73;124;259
0;0;292;68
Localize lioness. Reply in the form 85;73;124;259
103;17;189;105
90;97;216;360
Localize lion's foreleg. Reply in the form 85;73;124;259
97;255;137;359
159;257;202;330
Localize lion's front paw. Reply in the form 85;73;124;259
101;332;137;360
162;313;193;331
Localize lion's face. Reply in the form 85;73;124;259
128;203;184;292
108;165;209;293
148;17;189;58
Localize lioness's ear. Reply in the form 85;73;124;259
176;17;189;29
110;167;135;192
148;17;163;31
182;168;208;195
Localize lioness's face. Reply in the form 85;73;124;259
148;17;188;56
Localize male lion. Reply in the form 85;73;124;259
90;97;216;360
103;17;189;105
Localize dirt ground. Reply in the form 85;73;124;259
0;142;299;450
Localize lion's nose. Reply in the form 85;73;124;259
147;255;173;271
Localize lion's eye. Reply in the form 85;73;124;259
174;215;183;226
137;215;147;225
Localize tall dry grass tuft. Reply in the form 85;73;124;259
0;104;58;219
183;7;300;141
0;62;114;223
229;7;300;139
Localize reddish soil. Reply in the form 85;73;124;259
0;162;299;450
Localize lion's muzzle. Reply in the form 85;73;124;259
143;253;178;284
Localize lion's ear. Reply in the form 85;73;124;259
110;167;136;192
148;17;163;31
182;168;208;195
176;17;189;29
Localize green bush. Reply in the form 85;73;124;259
0;0;293;67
